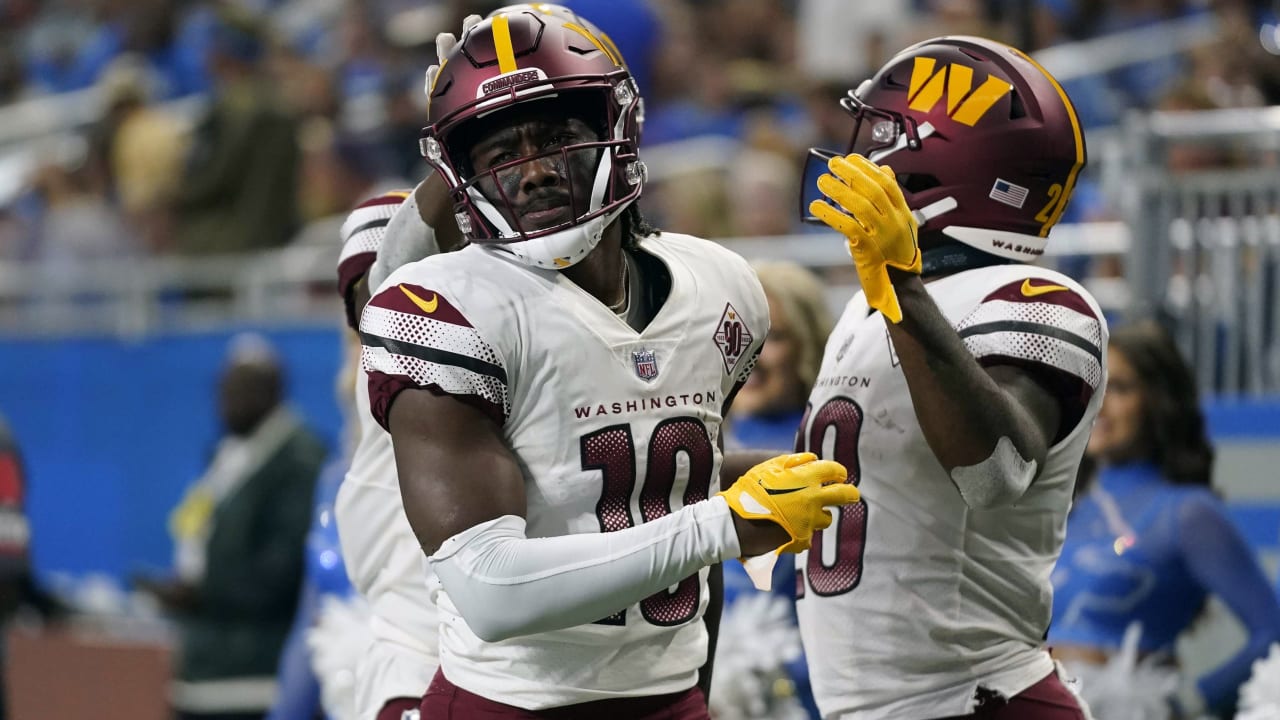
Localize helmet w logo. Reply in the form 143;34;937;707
907;57;1012;126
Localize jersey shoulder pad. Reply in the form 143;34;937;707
337;190;412;295
359;254;510;429
955;267;1107;393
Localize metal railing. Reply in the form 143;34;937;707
3;105;1278;399
0;219;1128;338
1117;107;1280;395
0;243;341;338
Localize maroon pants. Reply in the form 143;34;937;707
941;671;1086;719
419;670;711;720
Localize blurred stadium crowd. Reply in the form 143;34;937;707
0;0;1277;269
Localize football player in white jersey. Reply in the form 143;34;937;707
791;37;1106;719
358;10;860;719
335;8;664;718
333;178;465;720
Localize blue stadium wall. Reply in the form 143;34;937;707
0;325;345;586
1;327;1278;593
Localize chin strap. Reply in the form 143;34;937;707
920;240;1015;279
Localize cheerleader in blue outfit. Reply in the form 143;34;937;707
1049;322;1280;719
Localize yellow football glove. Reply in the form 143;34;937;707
718;452;858;555
809;154;921;324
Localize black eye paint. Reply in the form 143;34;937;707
492;153;571;199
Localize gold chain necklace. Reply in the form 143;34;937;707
608;254;630;315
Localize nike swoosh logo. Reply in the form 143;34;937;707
764;486;805;496
1021;279;1070;297
399;285;438;314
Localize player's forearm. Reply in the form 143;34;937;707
886;272;1047;490
430;498;741;642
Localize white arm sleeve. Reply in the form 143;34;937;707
368;179;440;290
949;435;1038;509
430;496;741;642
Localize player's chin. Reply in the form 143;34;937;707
518;206;573;231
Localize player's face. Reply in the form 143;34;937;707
733;292;805;417
1088;347;1146;463
467;107;601;233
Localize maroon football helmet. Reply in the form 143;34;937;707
804;36;1087;263
419;10;644;269
487;3;622;62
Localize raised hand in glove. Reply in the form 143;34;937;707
719;452;857;556
809;154;921;324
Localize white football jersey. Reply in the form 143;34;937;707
795;264;1108;720
359;232;769;710
334;383;440;719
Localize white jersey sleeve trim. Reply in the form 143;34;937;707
360;303;510;420
956;299;1104;391
339;199;401;264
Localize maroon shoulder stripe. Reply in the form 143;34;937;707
337;252;377;296
983;278;1096;318
367;283;472;328
367;370;504;431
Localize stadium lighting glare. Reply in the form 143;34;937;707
1261;23;1280;55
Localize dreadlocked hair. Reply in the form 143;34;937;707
620;203;657;251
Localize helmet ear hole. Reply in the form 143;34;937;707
900;173;941;193
1008;92;1027;120
883;69;911;89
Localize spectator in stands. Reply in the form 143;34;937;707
94;55;188;254
1050;320;1280;719
172;8;301;255
726;146;803;239
23;0;211;98
717;260;834;719
291;119;405;248
796;0;916;87
137;334;325;720
28;155;132;279
727;261;833;450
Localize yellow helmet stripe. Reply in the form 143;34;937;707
951;75;1013;126
565;22;619;66
492;15;519;74
1014;48;1085;236
598;30;625;68
908;57;939;100
428;58;447;97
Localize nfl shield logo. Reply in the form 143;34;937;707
632;349;659;381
